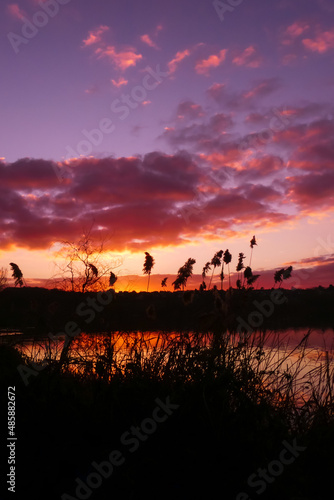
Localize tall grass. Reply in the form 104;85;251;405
13;328;334;432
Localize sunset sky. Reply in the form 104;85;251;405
1;0;334;290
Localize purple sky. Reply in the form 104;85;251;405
1;0;334;288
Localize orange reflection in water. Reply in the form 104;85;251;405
14;328;334;407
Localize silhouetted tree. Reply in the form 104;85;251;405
172;258;196;291
243;266;260;289
202;261;211;289
10;263;24;287
109;271;117;287
208;250;223;289
161;277;168;288
249;235;257;267
223;249;232;289
274;266;293;288
143;252;155;292
53;228;121;292
236;252;246;288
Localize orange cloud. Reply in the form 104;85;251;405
111;77;128;88
82;26;109;47
167;49;190;74
140;34;158;49
95;46;142;71
302;28;334;53
195;49;227;75
232;46;262;68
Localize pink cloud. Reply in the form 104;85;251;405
167;49;190;74
282;53;297;65
82;25;109;47
284;21;310;40
243;78;281;100
206;83;226;102
302;28;334;53
176;101;205;121
0;154;291;252
84;85;98;95
95;46;142;71
7;3;25;19
287;171;334;210
111;77;128;88
195;49;227;75
232;46;262;68
140;34;158;49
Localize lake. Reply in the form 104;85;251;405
4;328;333;404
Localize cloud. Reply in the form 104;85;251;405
242;78;281;100
84;85;99;95
7;3;25;19
232;46;263;68
176;101;205;121
82;26;142;71
167;49;190;74
82;25;109;47
111;77;128;88
287;171;334;210
206;78;281;112
140;34;158;49
282;20;310;45
273;118;334;170
302;28;334;53
160;111;234;150
282;53;298;65
206;83;226;102
0;154;292;252
95;46;142;71
195;49;227;75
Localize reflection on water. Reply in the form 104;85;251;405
8;328;334;408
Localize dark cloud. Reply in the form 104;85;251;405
176;101;205;121
206;78;282;110
0;153;293;252
287;171;334;208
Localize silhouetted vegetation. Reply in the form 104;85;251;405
2;325;333;500
143;252;155;292
172;258;196;290
9;262;24;287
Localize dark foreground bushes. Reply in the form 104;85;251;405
1;329;333;500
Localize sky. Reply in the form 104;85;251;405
1;0;334;290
